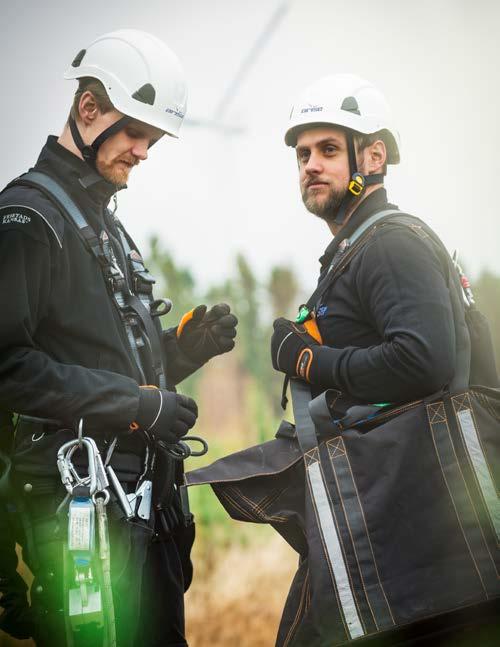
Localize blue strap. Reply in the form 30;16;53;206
346;208;402;246
20;171;90;230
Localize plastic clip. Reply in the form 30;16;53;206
348;173;365;197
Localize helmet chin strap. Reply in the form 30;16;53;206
333;131;385;226
69;115;132;171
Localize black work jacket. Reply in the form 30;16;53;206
0;137;195;476
311;188;456;404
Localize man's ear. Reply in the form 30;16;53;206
366;139;387;174
78;91;100;126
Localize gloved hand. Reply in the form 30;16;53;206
177;303;238;365
271;318;321;383
132;386;198;444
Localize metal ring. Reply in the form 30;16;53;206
162;441;191;461
181;435;209;457
93;489;110;506
32;433;45;442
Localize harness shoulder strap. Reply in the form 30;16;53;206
12;171;167;388
347;208;402;246
307;208;471;394
305;209;404;311
12;171;102;259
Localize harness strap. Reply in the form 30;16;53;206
113;219;166;389
11;171;167;388
305;208;402;312
304;209;471;395
290;380;318;454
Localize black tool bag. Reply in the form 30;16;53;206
186;215;500;645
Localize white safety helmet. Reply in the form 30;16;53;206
64;29;187;138
285;73;400;164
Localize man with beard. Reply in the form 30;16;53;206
0;29;237;646
267;72;500;647
270;73;455;405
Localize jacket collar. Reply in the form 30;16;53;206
318;188;397;270
35;136;125;207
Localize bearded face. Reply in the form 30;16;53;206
296;127;352;225
301;180;348;224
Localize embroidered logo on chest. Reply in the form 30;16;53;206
2;212;31;225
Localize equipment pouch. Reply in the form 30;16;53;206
186;380;500;645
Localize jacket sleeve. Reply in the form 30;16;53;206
162;327;203;386
313;226;456;403
0;218;140;430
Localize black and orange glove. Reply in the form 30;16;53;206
270;317;322;383
177;303;238;365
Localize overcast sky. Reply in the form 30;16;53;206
1;0;499;297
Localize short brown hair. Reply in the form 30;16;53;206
69;77;114;122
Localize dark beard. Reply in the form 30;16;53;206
301;184;348;225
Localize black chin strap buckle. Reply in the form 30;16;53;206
348;172;365;197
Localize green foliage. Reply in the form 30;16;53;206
147;235;198;323
268;265;299;320
473;269;500;368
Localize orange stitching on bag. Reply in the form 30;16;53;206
329;438;375;627
254;485;290;514
307;458;366;636
242;485;290;518
328;438;389;630
329;391;341;410
218;490;256;522
475;391;500;424
327;437;345;459
329;438;396;628
283;569;310;647
451;392;470;413
305;464;350;637
183;452;303;488
426;402;499;587
428;402;446;424
230;485;287;523
351;400;423;431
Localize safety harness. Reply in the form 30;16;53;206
11;170;167;388
5;170;205;642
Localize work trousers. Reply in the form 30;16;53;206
16;486;193;647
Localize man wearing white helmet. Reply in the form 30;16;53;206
0;30;237;646
271;73;455;406
266;73;500;645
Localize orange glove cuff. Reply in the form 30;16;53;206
177;308;195;338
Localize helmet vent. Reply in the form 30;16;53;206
132;83;156;106
71;49;86;68
341;96;360;115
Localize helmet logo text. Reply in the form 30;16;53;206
300;104;323;114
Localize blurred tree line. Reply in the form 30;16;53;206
474;270;500;370
147;236;500;434
148;236;301;432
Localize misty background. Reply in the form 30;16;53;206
1;3;499;646
1;0;499;295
